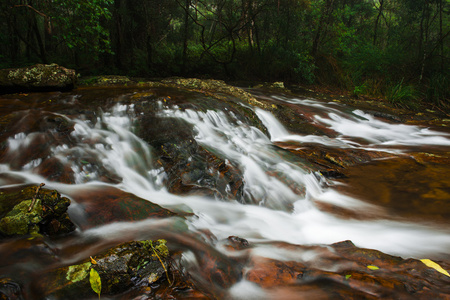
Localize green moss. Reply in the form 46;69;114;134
139;239;169;258
154;239;169;257
66;262;92;283
0;199;43;235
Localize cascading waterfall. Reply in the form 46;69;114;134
150;98;450;258
2;96;450;257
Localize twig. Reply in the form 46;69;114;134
28;183;45;212
150;241;172;285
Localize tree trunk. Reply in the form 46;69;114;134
182;0;191;75
373;0;384;45
147;35;153;70
114;0;124;70
312;0;335;58
32;12;48;63
439;0;443;73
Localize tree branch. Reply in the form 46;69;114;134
12;4;49;19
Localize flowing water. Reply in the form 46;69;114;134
0;86;449;299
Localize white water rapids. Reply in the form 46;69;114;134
2;93;449;264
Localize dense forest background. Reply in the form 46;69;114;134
0;0;449;108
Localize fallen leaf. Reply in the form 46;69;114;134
420;259;450;277
90;256;97;265
367;265;379;270
90;268;101;299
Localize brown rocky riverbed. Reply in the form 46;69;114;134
0;76;449;299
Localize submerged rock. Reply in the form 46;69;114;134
0;64;77;93
0;185;75;237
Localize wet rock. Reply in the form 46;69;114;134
0;278;23;300
0;185;75;237
245;241;450;299
161;77;269;108
64;186;177;230
335;156;450;223
137;115;244;201
271;104;328;136
275;142;392;177
37;238;213;299
40;239;173;299
0;64;77;93
226;236;250;251
246;257;306;288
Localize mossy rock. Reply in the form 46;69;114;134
42;239;171;298
0;185;75;237
161;78;269;109
0;64;77;93
78;75;134;86
0;198;43;235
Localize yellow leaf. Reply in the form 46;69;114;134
90;268;102;299
367;265;379;270
420;259;450;277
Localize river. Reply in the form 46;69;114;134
0;83;449;299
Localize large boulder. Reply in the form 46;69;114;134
0;64;77;93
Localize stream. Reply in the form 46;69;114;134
0;84;449;299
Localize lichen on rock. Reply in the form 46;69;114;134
0;64;77;93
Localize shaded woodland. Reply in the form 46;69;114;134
1;0;449;108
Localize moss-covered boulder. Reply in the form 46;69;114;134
0;64;77;93
0;185;75;237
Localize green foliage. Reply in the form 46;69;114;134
426;74;449;107
1;0;448;108
52;0;114;60
294;52;316;84
89;268;102;299
386;79;419;110
353;83;368;98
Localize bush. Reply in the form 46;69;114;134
386;79;419;110
426;74;449;108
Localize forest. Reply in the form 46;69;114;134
0;0;449;109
